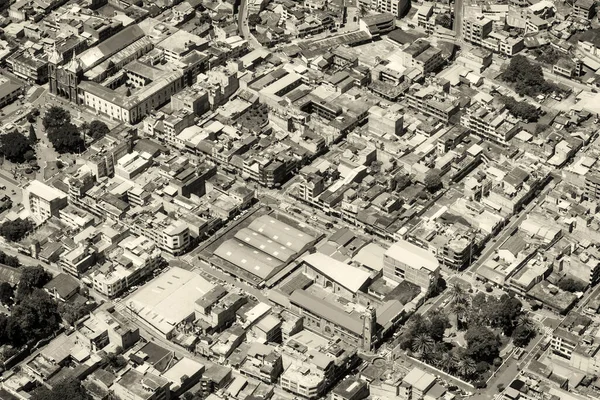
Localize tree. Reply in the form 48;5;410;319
429;312;451;342
31;379;90;400
412;333;434;357
435;13;452;29
424;169;443;193
42;107;71;130
103;352;128;372
456;357;477;379
12;289;60;342
1;131;32;163
465;326;501;363
47;122;84;153
502;55;559;97
500;96;541;123
28;124;37;144
248;13;261;27
0;250;20;267
439;352;457;373
0;282;14;306
557;277;586;293
87;120;110;140
0;218;34;242
513;324;536;347
491;294;522;336
16;265;51;302
358;4;368;18
394;173;411;191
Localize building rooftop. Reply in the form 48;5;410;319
385;239;440;273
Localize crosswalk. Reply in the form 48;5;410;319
494;393;505;400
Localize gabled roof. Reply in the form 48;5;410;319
302;253;371;293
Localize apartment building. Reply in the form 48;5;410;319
91;235;162;298
61;245;97;277
113;369;170;400
401;40;445;74
358;0;408;17
460;102;519;145
129;212;190;256
405;85;459;123
359;13;395;36
573;0;595;19
24;180;68;222
383;239;440;290
585;173;600;200
463;15;493;45
368;105;404;137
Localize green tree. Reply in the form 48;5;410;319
394;173;411;191
557;277;587;292
456;357;477;379
87;120;110;140
465;325;501;363
248;13;261;27
47;122;84;153
28;124;37;144
412;333;434;357
16;265;51;302
0;218;34;242
1;131;32;163
42;107;71;130
429;312;451;342
424;169;443;193
31;379;90;400
0;282;14;306
12;289;60;342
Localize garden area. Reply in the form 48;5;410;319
502;55;562;98
396;284;537;388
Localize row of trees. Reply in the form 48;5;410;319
502;55;560;97
500;96;542;123
0;250;20;268
0;218;34;242
32;380;90;400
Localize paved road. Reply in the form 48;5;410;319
454;0;464;40
0;243;60;275
237;0;264;50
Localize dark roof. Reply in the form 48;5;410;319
289;289;363;335
44;273;79;299
387;29;425;45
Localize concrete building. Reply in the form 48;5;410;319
127;267;214;338
289;289;377;350
359;13;395;36
573;0;595;19
368;105;403;137
24;180;68;222
331;377;369;400
358;0;409;17
463;15;493;45
401;40;445;74
460;102;519;145
113;369;170;400
383;239;440;290
91;235;162;298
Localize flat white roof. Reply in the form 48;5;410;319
127;267;213;335
385;239;439;272
26;180;66;202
